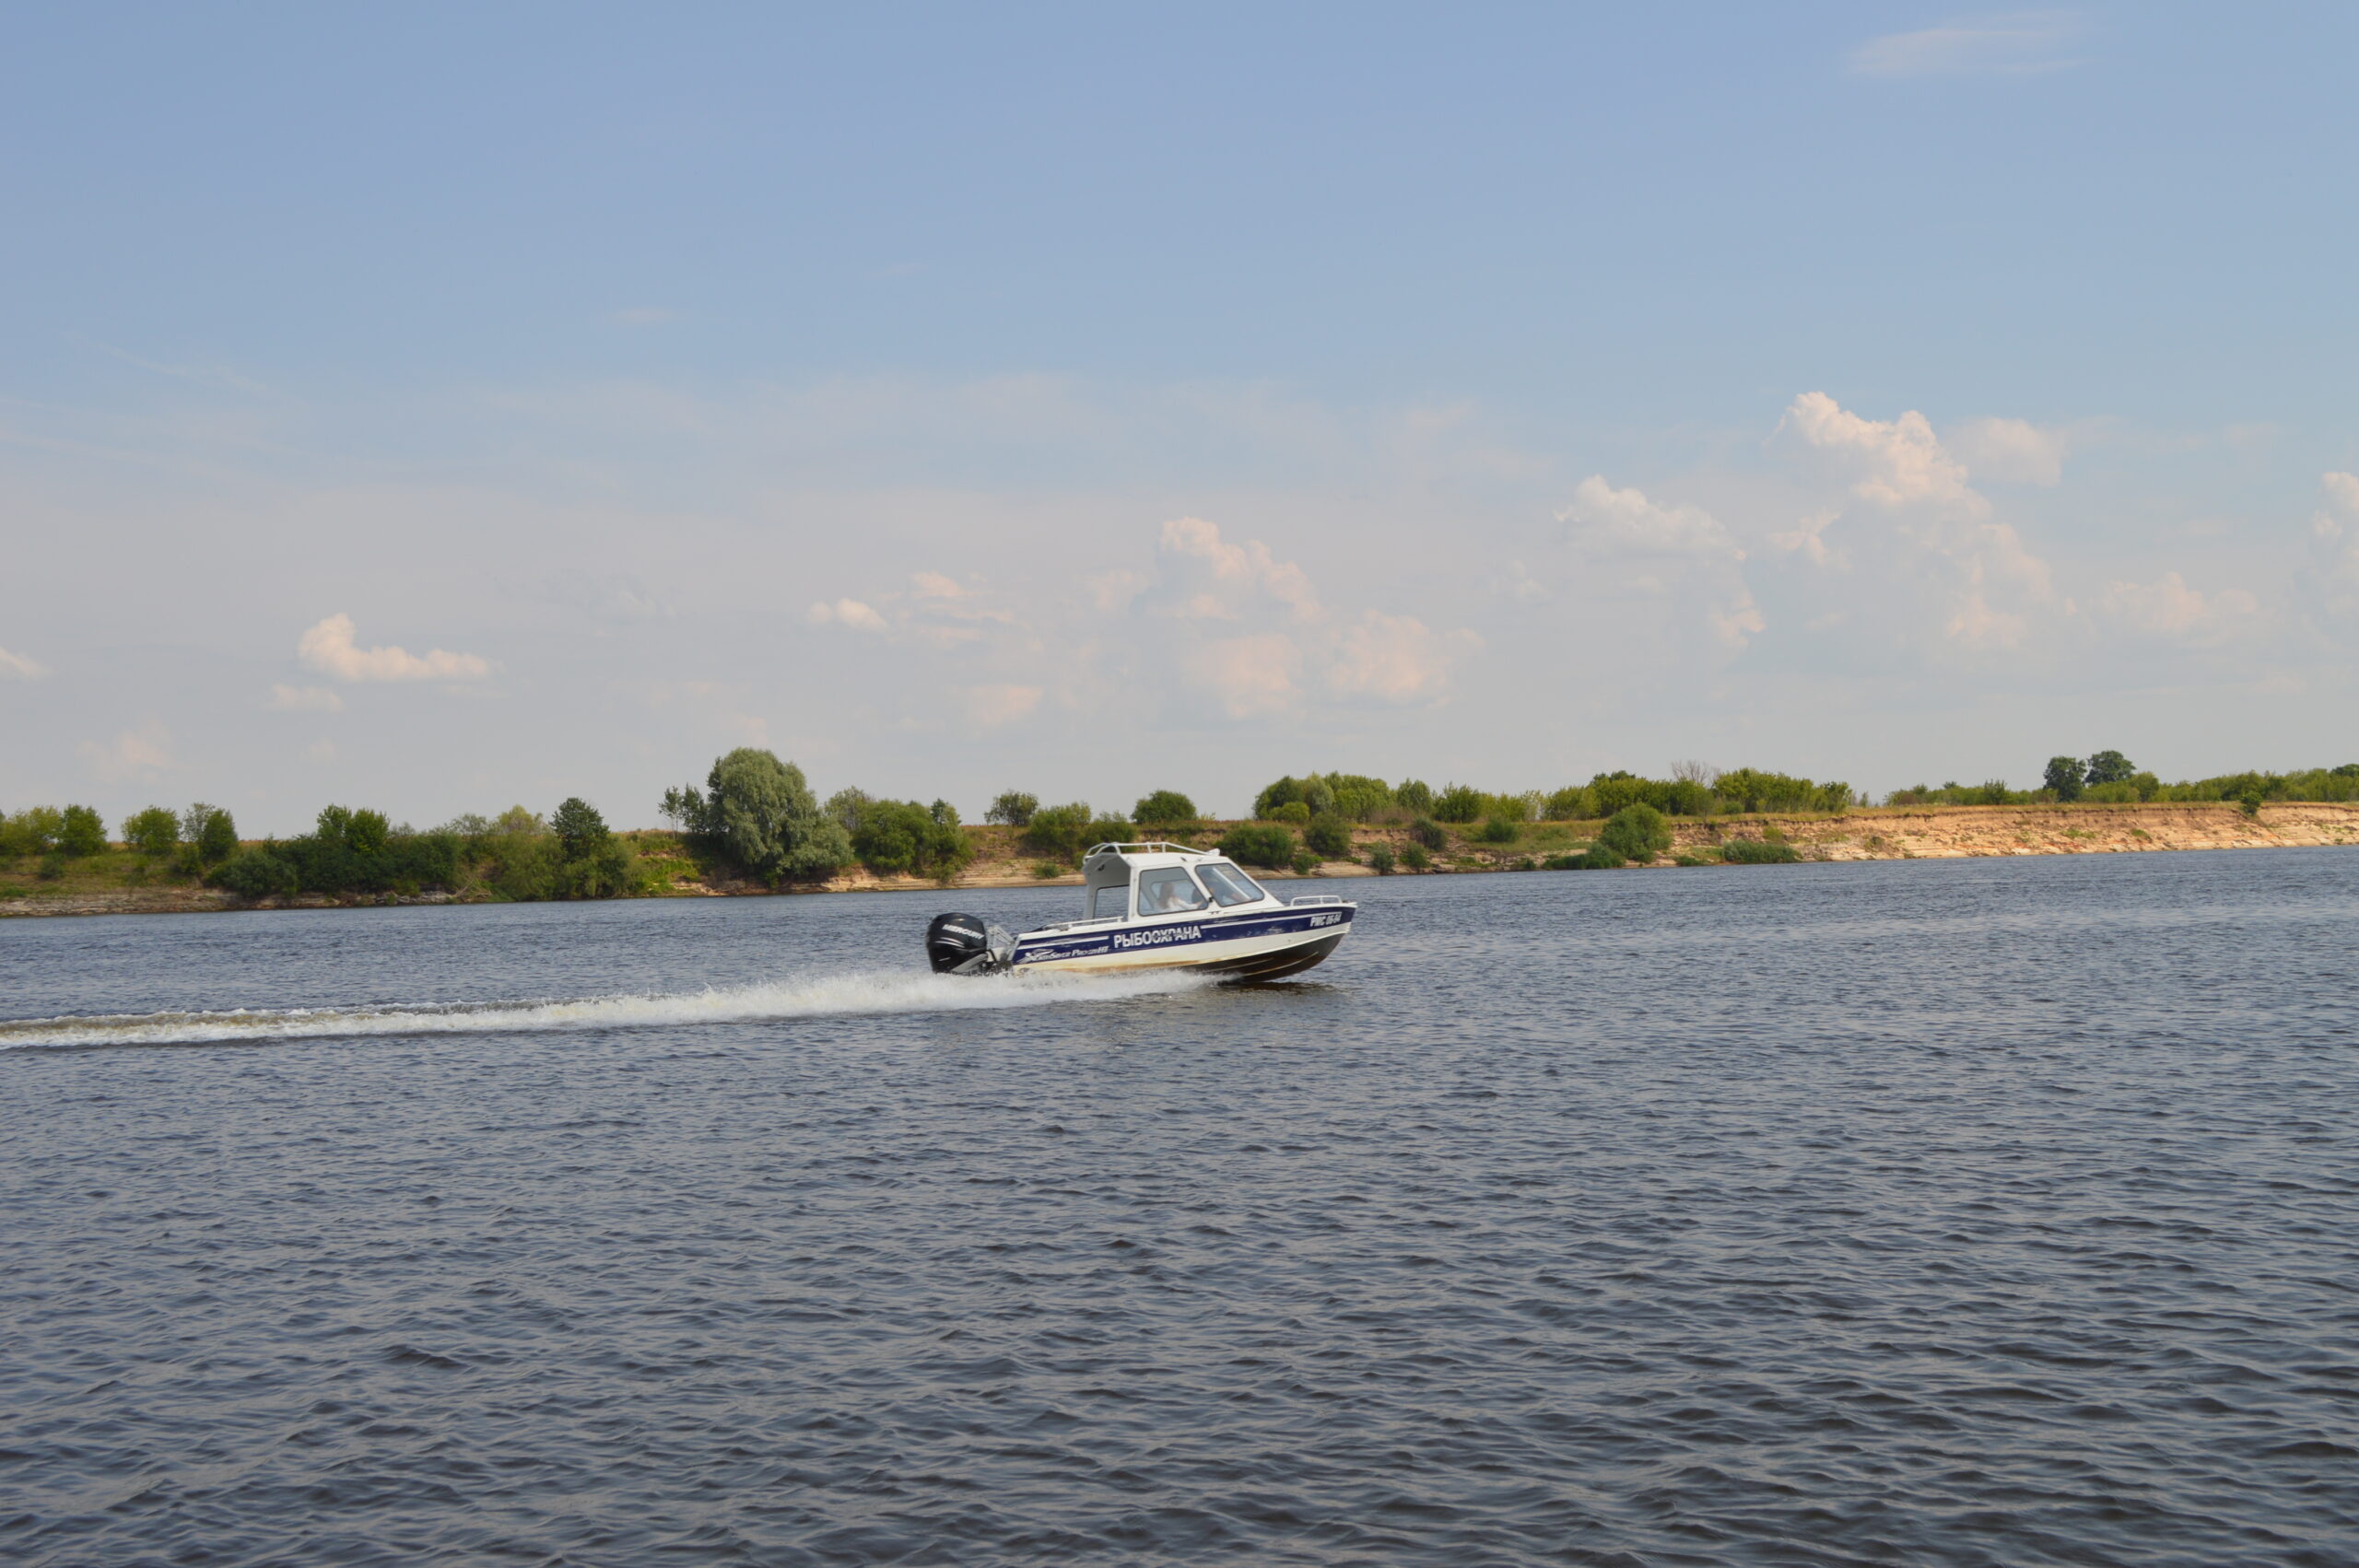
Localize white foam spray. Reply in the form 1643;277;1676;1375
0;968;1210;1050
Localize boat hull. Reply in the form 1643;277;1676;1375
1010;905;1351;979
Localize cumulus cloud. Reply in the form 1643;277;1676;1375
268;684;345;712
2307;472;2359;614
807;598;889;632
298;614;492;682
1946;416;2071;485
1848;13;2082;78
1778;392;2054;649
1555;476;1763;649
78;721;174;781
0;645;50;680
1783;392;1980;512
2095;572;2259;643
1556;475;1743;558
1182;633;1303;719
964;683;1042;727
911;571;968;600
1157;516;1322;621
1329;612;1485;703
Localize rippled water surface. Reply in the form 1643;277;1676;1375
5;853;2357;1565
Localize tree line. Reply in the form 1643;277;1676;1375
9;747;2355;900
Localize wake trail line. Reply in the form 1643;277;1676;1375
0;969;1210;1050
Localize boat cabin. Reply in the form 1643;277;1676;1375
1080;842;1274;922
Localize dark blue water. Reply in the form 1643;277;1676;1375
4;853;2355;1565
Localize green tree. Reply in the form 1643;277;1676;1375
929;799;960;826
1218;824;1297;869
0;807;65;857
1253;776;1308;818
123;806;181;857
59;804;107;857
1133;790;1197;828
1394;779;1435;814
1598;803;1672;862
663;748;851;882
1267;801;1312;825
552;797;611;860
185;803;239;865
984;790;1039;826
2084;749;2136;786
1431;784;1484;823
1022;802;1097;860
1543;787;1590;820
2043;755;2086;802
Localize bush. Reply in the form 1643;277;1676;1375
37;851;67;881
1031;861;1063;879
851;798;971;879
1367;846;1395;874
1254;777;1309;817
122;806;181;858
1598;804;1672;862
1408;817;1448;850
1543;787;1590;821
1432;784;1484;823
662;748;852;882
59;805;107;857
1400;842;1431;872
1133;790;1197;828
2238;786;2264;817
2085;781;2140;803
1477;818;1519;844
1023;802;1097;860
986;790;1039;827
1322;774;1395;820
1219;824;1297;869
1546;845;1625;870
1268;801;1311;825
1289;848;1320;875
1720;837;1800;864
1395;779;1435;814
1304;813;1353;859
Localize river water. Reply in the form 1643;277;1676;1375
3;852;2354;1565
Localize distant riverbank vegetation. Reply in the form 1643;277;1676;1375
8;747;2358;906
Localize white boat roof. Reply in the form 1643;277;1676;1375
1080;841;1226;891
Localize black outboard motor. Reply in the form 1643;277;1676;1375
926;912;1013;976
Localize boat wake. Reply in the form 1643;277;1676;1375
0;968;1210;1051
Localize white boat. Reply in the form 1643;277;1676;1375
926;841;1355;980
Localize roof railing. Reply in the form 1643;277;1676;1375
1084;841;1207;858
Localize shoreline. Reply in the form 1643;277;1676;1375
3;802;2353;920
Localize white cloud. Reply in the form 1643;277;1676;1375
1328;612;1483;703
911;571;968;600
1556;475;1743;558
1784;392;1980;511
0;645;50;680
1946;416;2071;485
1778;392;2054;649
2307;472;2359;614
268;684;344;712
1849;13;2082;78
298;614;492;683
964;684;1042;727
2095;571;2258;642
1157;516;1323;621
1182;633;1303;719
806;598;889;632
1767;509;1844;568
78;721;174;782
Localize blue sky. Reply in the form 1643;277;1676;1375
6;5;2357;830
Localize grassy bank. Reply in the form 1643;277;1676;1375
8;802;2355;919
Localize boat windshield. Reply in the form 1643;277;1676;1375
1089;881;1131;919
1136;867;1209;916
1197;861;1265;907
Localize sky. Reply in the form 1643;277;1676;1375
5;3;2357;832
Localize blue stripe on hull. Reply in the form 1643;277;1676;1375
1011;907;1352;967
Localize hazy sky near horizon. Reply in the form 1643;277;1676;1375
6;4;2358;832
